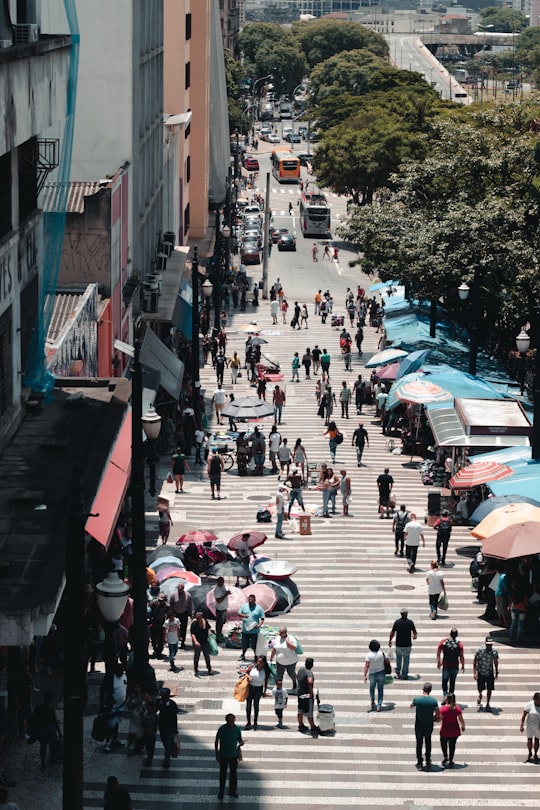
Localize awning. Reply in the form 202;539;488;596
426;406;531;449
86;412;132;548
173;278;193;339
140;327;184;401
488;464;540;500
142;246;190;325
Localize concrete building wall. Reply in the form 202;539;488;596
186;1;211;239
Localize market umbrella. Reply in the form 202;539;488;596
256;580;294;615
228;531;268;551
148;555;187;571
365;348;408;368
186;583;214;617
374;362;401;382
471;502;540;540
147;547;185;565
396;379;451;406
155;566;201;586
252;560;298;580
206;585;247;619
280;577;300;606
222;397;274;420
207;560;252;578
158;576;199;597
241;583;278;614
449;461;514;490
249;336;268;347
262;353;281;370
395;349;431;381
177;529;219;545
469;494;540;525
481;520;540;560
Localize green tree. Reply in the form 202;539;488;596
252;40;308;98
309;49;386;104
238;22;286;66
478;7;528;32
291;18;388;69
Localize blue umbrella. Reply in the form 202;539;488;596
395;349;431;381
469;494;540;525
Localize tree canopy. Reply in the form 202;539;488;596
291;18;388;68
237;22;285;65
478;7;528;33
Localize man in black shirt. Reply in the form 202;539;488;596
377;467;394;518
388;609;418;680
351;422;369;467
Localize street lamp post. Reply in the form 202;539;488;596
516;328;530;396
457;275;479;376
95;573;131;677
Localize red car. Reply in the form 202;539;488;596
243;156;260;172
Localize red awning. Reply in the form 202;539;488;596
86;412;132;548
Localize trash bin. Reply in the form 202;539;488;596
317;703;335;735
299;515;311;535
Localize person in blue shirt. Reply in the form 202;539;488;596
215;714;244;800
238;594;264;661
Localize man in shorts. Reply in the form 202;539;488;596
376;467;394;518
473;636;499;712
238;595;264;661
297;658;317;737
212;383;226;425
207;449;224;500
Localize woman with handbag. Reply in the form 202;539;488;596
363;639;389;712
426;560;446;620
244;657;267;730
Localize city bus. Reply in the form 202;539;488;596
299;190;331;237
271;149;301;184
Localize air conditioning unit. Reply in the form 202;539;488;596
13;23;39;45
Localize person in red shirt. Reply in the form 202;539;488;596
439;693;465;767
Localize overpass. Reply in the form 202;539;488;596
419;32;516;58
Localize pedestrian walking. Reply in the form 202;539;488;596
207;449;224;500
268;425;281;474
312;345;321;374
292;438;308;482
162;610;182;673
277;438;291;478
300;304;309;328
392;504;410;556
351;421;369;466
270;298;279;324
100;663;127;754
509;585;528;642
339;468;351;516
291;352;300;382
30;689;61;772
316;464;332;518
213;577;230;642
238;594;265;661
388;609;417;681
312;244;319;262
273;679;288;728
103;775;132;810
275;485;287;539
230;351;241;384
320;348;331;382
270;627;298;691
355;325;364;356
376;467;394;518
339;381;351;418
439;693;465;768
323;244;331;260
426;560;446;620
302;348;312;378
191;611;216;676
244;656;268;730
520;692;540;762
215;351;228;385
157;688;179;769
353;375;365;414
473;636;499;711
272;385;286;424
286;467;306;517
297;658;318;736
148;591;167;660
436;628;465;697
141;701;159;767
212;383;226;426
411;682;440;771
324;421;340;463
170;450;190;494
157;502;173;545
169;581;193;649
215;714;244;800
404;513;425;573
364;640;387;712
318;385;336;425
234;533;255;587
433;510;453;565
281;298;289;323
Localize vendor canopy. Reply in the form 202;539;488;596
488;463;540;501
386;366;505;412
426;398;531;449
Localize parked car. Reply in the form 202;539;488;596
284;132;302;144
267;133;280;144
244;156;260;171
241;242;262;264
277;234;296;252
270;227;289;244
243;228;262;246
260;125;272;136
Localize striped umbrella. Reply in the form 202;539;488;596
449;461;514;490
396;380;451;406
365;348;408;368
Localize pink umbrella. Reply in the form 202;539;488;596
228;531;268;551
156;567;201;586
177;529;219;545
449;461;514;490
242;583;278;614
375;362;401;381
206;586;247;619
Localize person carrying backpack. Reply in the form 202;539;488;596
436;628;465;697
393;504;410;556
434;510;453;565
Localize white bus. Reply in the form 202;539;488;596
299;190;331;237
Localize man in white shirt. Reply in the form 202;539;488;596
270;627;298;691
213;383;226;425
268;425;281;473
213;576;230;641
194;427;205;463
404;513;425;573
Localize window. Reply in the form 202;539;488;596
0;307;13;417
186;155;191;184
184;203;190;236
185;61;191;90
20;275;38;377
18;138;37;224
186;13;192;39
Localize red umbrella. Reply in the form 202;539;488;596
155;567;201;586
176;529;219;545
242;583;277;614
374;362;400;381
227;531;268;551
449;461;514;490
